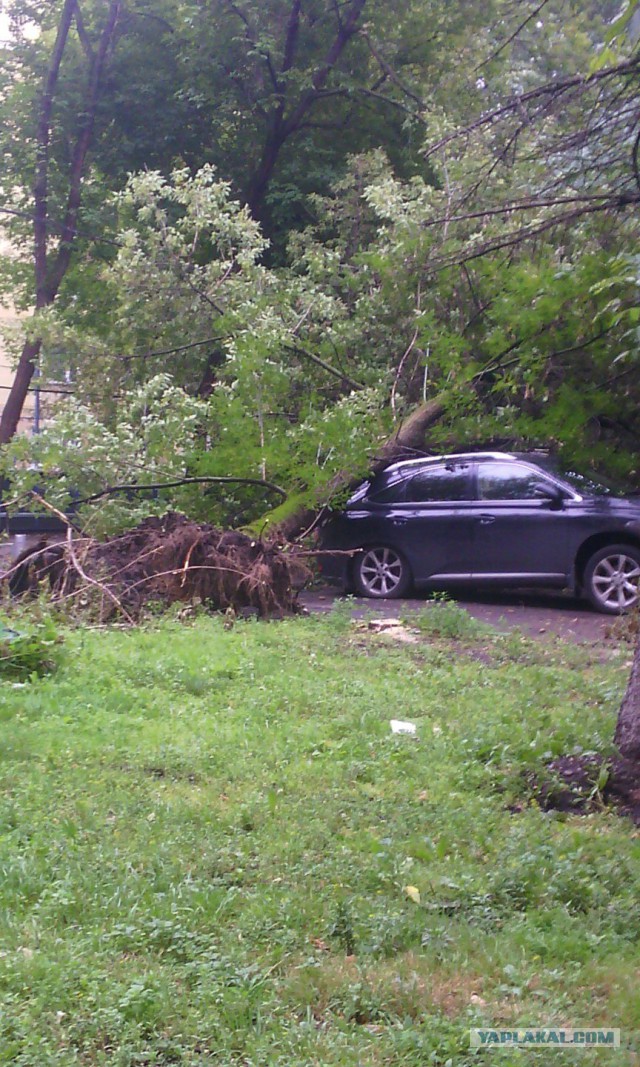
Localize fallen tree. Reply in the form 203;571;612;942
260;395;449;540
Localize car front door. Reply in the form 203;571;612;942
470;459;573;581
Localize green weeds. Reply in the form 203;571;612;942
401;594;490;639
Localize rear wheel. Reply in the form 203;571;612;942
583;544;640;614
353;545;411;599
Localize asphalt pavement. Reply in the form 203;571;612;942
300;585;615;642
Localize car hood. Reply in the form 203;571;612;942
570;495;640;519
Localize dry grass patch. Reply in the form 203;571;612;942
279;951;489;1024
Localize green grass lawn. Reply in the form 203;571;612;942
0;606;638;1065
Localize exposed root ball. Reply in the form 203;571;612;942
8;513;308;621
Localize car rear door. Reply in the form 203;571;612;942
388;460;476;582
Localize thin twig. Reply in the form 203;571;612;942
66;526;136;624
475;0;552;71
435;56;639;154
284;343;363;390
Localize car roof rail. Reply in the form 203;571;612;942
380;450;518;476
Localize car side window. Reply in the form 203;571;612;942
477;461;549;500
368;480;407;503
404;464;471;502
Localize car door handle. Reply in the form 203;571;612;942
478;514;496;525
390;518;408;526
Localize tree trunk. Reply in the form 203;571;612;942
258;394;449;539
247;124;286;221
614;635;640;762
370;396;447;473
0;340;43;441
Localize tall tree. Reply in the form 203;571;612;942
170;0;491;241
0;0;122;443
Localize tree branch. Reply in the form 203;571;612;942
428;196;640;271
73;2;94;62
357;87;425;122
282;0;302;73
33;0;77;307
284;343;363;390
420;191;638;231
362;31;426;110
73;476;288;506
283;0;367;136
223;0;280;94
114;337;225;364
475;0;552;71
424;56;640;159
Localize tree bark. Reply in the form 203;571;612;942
0;1;77;441
247;119;287;220
614;635;640;762
0;340;44;439
370;397;448;473
32;0;78;309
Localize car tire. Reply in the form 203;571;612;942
583;544;640;615
353;545;411;599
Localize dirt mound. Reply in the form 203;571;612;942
9;513;309;621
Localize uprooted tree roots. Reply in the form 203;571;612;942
6;513;311;621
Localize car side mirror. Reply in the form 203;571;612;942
533;482;564;506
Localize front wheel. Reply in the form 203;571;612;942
353;545;411;599
583;544;640;614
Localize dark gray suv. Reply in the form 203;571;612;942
318;452;640;614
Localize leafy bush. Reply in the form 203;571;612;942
0;615;62;679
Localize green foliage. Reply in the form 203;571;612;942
0;374;213;534
0;613;61;679
0;615;638;1063
591;0;640;67
1;1;639;520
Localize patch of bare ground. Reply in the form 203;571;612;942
360;619;419;643
530;753;640;825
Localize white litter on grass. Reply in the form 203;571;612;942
390;719;417;736
366;619;418;643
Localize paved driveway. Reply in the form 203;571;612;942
300;586;614;642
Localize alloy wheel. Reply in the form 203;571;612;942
590;552;640;612
358;547;405;597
